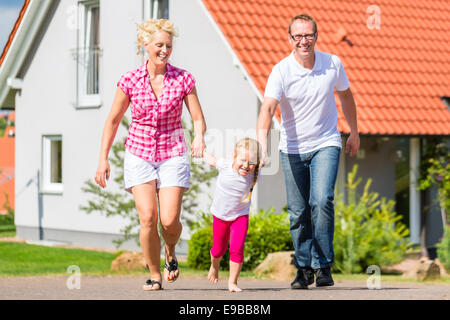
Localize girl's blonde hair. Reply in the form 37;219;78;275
136;19;178;55
234;138;262;203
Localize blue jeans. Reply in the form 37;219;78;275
280;146;340;270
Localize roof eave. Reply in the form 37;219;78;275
0;0;54;109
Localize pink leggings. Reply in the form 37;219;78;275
210;215;249;263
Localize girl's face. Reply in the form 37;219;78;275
232;149;257;176
144;30;173;67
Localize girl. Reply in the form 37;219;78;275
203;138;261;292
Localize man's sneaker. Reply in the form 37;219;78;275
301;267;315;286
290;269;309;289
314;267;334;287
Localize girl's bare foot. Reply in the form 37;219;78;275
228;282;242;293
208;263;219;284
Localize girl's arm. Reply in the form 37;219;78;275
95;87;130;188
184;86;206;158
203;151;217;168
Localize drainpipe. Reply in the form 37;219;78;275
409;138;421;246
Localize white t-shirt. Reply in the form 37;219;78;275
264;50;350;154
210;159;258;221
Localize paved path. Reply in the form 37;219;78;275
0;275;448;300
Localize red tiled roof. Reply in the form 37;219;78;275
0;0;30;68
202;0;450;135
0;137;14;167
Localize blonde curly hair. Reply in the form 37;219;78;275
136;19;178;55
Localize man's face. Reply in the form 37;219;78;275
289;20;317;59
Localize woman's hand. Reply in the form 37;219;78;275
95;159;110;188
191;135;206;158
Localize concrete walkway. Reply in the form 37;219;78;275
0;274;448;300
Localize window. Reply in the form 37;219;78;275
42;135;63;193
441;96;450;111
143;0;169;20
394;137;410;228
76;0;101;108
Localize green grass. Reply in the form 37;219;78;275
0;242;119;277
0;241;253;278
1;241;449;284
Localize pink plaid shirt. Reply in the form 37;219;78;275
117;61;195;162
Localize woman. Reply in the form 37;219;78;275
94;19;206;291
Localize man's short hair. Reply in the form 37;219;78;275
289;14;318;34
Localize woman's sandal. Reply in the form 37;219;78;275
164;258;179;283
143;279;163;291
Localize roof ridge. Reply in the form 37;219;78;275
0;0;30;68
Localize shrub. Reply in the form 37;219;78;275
187;208;293;271
0;192;14;226
187;212;229;270
243;208;293;270
1;192;14;222
0;213;14;226
437;225;450;272
333;165;413;274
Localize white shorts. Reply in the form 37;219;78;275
124;150;190;193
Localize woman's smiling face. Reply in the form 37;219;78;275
144;30;173;67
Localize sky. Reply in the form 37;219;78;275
0;0;25;53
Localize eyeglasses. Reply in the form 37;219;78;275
290;33;316;41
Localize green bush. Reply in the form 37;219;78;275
187;213;230;270
243;208;293;270
333;165;413;274
0;213;14;226
437;225;450;272
187;209;293;271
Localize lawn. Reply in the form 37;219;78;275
0;241;448;283
0;241;119;276
0;241;252;278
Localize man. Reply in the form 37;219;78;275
257;14;359;289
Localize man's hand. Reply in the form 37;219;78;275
345;132;360;157
257;97;279;169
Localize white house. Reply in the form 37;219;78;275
1;0;448;256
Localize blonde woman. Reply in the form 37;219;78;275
95;19;206;291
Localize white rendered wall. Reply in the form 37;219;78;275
15;0;142;241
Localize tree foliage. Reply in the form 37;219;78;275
419;139;449;224
333;165;413;274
